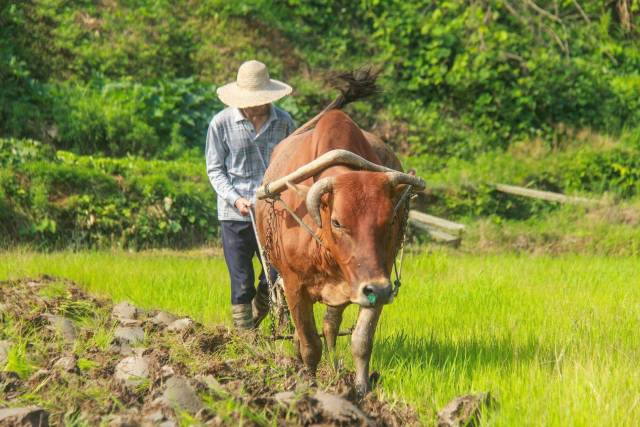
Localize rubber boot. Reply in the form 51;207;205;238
232;304;253;331
252;286;270;329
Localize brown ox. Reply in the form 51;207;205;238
256;106;423;396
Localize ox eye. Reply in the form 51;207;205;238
331;218;341;229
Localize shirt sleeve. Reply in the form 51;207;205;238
285;115;297;137
205;122;241;207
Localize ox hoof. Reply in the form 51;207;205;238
297;367;318;386
355;386;368;401
354;372;380;400
354;382;370;400
369;371;380;388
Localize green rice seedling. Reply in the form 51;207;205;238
58;299;98;320
133;377;151;395
90;324;116;352
38;282;71;300
62;410;91;427
76;358;99;372
4;340;36;379
175;411;199;426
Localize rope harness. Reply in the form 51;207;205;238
391;185;413;298
249;143;293;338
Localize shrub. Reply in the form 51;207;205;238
407;133;640;220
0;139;218;249
48;78;223;158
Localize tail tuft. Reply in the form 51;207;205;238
328;66;381;109
290;65;380;137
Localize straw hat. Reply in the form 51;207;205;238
217;60;292;108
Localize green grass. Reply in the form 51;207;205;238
1;249;639;425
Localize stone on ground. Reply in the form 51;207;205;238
118;318;143;327
159;365;175;380
0;406;49;426
313;390;373;425
26;281;43;288
112;301;138;320
161;376;203;414
44;315;76;342
197;374;226;396
114;326;144;345
166;318;193;333
152;311;177;327
106;412;139;427
52;356;77;373
437;392;493;427
274;390;373;425
274;391;296;405
114;355;149;387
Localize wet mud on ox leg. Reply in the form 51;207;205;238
322;304;347;367
285;286;322;378
351;306;383;398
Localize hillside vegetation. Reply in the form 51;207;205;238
1;0;639;250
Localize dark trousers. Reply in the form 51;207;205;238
220;220;276;305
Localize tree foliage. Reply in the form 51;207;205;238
2;0;639;159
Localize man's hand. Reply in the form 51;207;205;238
234;197;252;216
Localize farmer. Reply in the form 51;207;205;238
205;60;296;331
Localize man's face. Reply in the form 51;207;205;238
242;104;270;117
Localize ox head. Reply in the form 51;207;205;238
305;171;422;307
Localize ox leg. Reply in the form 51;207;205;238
292;333;302;362
287;291;322;377
351;305;383;398
322;304;347;368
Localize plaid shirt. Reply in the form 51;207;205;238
205;105;296;221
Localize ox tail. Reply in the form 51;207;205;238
290;66;380;137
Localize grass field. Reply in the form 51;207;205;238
2;248;639;426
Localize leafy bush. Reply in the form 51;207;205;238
407;132;640;220
48;78;223;158
0;139;218;249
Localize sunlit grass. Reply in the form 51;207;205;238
1;248;639;425
1;249;230;324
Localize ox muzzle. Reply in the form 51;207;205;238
354;280;394;307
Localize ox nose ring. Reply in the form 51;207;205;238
362;286;378;304
362;284;392;305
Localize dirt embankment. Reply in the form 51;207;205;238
0;276;417;426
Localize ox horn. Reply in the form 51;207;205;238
385;172;426;190
306;177;335;227
256;149;395;200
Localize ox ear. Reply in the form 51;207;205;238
285;181;310;198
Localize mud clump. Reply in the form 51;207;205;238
437;393;494;427
0;276;418;425
0;406;49;426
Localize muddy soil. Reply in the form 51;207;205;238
0;276;418;426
